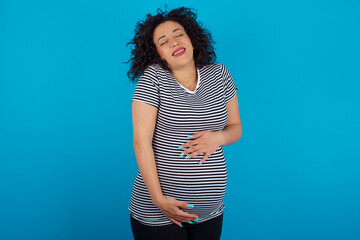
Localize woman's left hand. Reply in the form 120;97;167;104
180;131;223;164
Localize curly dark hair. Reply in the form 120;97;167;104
125;6;216;82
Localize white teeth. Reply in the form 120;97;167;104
174;49;185;55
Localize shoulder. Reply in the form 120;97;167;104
137;64;163;86
141;63;169;79
146;63;167;74
199;63;231;78
141;64;157;76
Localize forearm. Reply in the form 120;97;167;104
219;124;242;146
133;141;164;206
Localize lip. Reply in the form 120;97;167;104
172;47;186;56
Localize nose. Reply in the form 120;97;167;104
170;37;179;47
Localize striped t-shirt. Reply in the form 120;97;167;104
129;62;238;226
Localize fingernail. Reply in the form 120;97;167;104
194;220;198;222
188;221;194;224
196;217;199;219
199;161;203;165
179;224;183;227
178;146;183;149
185;155;190;159
180;152;185;157
187;204;194;208
187;134;193;138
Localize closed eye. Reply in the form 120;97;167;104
160;34;183;46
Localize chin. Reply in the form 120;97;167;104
170;58;195;69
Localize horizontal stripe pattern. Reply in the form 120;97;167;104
129;63;237;226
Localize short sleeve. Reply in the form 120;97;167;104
132;66;160;108
221;64;238;103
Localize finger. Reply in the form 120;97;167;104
192;131;206;139
167;208;197;222
186;149;204;159
172;216;195;224
186;133;194;139
199;152;211;165
183;145;200;155
175;211;199;222
174;214;196;223
168;198;191;210
177;200;194;210
168;217;183;227
183;139;199;149
177;202;199;218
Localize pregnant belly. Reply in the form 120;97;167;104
155;147;227;218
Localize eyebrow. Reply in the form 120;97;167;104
157;28;182;42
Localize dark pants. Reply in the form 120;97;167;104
130;214;223;240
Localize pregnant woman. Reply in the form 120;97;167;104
126;6;242;240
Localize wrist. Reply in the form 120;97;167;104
152;194;166;207
217;130;226;146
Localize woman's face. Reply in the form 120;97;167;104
153;21;195;70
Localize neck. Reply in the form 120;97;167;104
171;61;197;86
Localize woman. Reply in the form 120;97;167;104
126;6;242;240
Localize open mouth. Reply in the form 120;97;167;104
173;48;186;56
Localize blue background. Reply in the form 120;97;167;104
1;0;359;239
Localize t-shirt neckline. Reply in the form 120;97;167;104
175;68;201;94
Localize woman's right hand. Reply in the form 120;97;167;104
154;196;199;226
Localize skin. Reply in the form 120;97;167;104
153;20;197;90
132;20;242;227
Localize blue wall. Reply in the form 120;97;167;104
1;0;359;239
